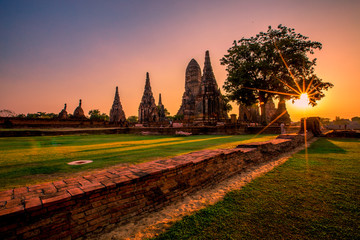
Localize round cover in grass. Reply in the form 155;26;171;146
67;160;93;165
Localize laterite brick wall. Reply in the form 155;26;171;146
0;134;310;239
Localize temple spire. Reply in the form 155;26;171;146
158;93;162;105
145;72;151;90
110;86;126;124
202;50;217;86
138;72;158;123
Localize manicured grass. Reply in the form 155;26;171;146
154;138;360;240
0;134;276;190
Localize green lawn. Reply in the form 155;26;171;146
154;138;360;240
0;134;276;190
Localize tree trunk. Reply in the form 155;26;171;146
259;94;267;126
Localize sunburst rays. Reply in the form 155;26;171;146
243;42;319;165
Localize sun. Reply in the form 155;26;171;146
293;93;310;109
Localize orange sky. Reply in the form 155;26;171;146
1;0;359;121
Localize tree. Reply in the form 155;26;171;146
88;109;109;121
221;24;333;125
319;117;331;125
0;109;16;117
127;115;138;123
351;117;360;123
25;112;57;119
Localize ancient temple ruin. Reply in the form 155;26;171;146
157;93;166;122
109;86;126;124
177;59;202;120
58;103;68;119
138;72;159;123
264;98;277;123
271;97;291;124
73;99;86;119
178;51;228;123
238;97;291;125
238;104;260;123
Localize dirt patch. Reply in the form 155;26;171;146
96;138;318;240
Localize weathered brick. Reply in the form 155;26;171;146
0;189;13;200
88;214;110;226
16;217;52;235
52;180;67;189
13;186;28;197
0;222;18;233
100;179;116;189
29;207;47;217
67;187;85;197
41;192;71;207
80;183;104;195
42;183;58;194
47;199;75;212
4;198;22;209
71;212;85;221
25;197;42;211
22;228;41;239
84;212;100;222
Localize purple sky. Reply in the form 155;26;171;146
1;0;359;120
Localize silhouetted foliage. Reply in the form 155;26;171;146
167;114;184;121
127;115;138;123
26;112;57;119
0;109;16;117
351;117;360;122
88;109;109;121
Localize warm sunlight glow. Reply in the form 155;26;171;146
293;93;309;109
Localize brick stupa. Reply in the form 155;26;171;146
73;99;86;119
138;72;158;123
109;86;126;124
58;103;68;120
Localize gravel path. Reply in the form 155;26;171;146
97;138;317;240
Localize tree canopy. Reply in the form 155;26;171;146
88;109;109;121
221;24;333;123
0;109;16;117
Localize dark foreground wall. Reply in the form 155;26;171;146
0;134;311;239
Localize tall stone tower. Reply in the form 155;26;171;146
177;59;202;120
73;99;86;119
110;86;126;124
138;72;159;123
195;50;228;122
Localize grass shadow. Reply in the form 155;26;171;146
306;138;347;154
